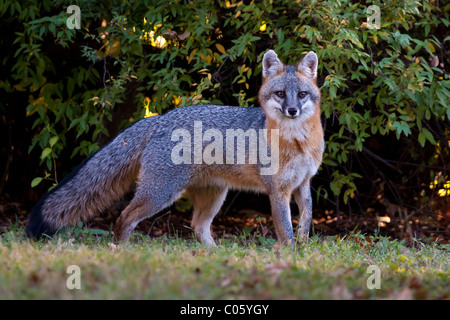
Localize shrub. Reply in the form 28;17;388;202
1;0;449;234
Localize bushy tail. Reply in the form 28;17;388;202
26;119;150;239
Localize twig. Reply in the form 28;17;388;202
383;159;449;172
147;210;172;236
212;56;229;83
0;111;13;196
103;42;109;101
362;146;403;174
222;191;241;216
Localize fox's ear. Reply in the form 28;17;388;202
262;50;284;78
297;51;318;80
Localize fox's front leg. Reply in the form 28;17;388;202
293;183;313;240
269;192;294;245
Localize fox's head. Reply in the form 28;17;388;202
258;50;320;126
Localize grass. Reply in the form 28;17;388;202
0;224;448;300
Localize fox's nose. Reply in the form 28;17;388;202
287;107;299;116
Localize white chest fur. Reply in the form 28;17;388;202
278;152;319;190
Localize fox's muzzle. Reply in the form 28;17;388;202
282;92;303;118
286;107;300;117
282;105;302;118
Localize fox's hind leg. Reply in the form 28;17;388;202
114;179;184;242
188;186;228;246
114;198;149;242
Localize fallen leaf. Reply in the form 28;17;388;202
108;242;118;250
264;261;291;276
191;249;206;256
393;287;413;300
220;277;232;287
331;281;352;300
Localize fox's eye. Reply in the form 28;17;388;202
298;91;307;98
275;91;286;98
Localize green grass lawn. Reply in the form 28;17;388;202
0;225;448;300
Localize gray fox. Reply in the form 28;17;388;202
26;50;324;246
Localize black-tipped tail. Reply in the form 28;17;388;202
26;165;81;239
26;118;148;239
26;197;57;239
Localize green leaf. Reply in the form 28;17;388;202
40;147;52;160
31;177;43;188
277;29;284;44
39;25;45;37
48;23;55;34
422;128;436;145
392;121;411;137
49;136;58;147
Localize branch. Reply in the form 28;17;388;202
362;146;403;174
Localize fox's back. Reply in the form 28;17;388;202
139;105;271;191
149;104;266;132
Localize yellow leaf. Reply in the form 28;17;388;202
199;53;212;64
197;68;210;74
259;22;267;32
428;42;435;53
215;43;226;54
144;96;151;109
172;95;182;106
144;109;158;118
106;40;121;58
13;83;26;91
187;49;198;64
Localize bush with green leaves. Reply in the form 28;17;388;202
1;0;449;229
